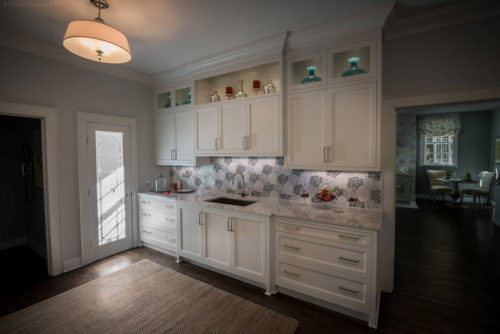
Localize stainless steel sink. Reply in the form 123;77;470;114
205;197;257;207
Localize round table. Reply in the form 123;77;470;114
437;178;478;207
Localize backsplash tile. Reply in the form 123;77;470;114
168;157;381;209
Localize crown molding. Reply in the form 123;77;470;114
384;1;500;40
152;31;288;88
286;3;394;52
0;32;153;86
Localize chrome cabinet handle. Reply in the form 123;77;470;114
164;204;174;208
327;146;332;162
339;234;360;241
167;238;176;243
141;200;151;204
284;225;300;231
227;217;231;231
143;230;152;235
166;218;175;222
174;149;177;160
231;217;235;232
323;146;327;162
339;256;360;264
283;244;300;250
198;212;203;225
284;270;300;278
141;213;151;217
338;286;360;294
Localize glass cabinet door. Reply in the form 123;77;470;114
157;91;172;109
175;87;192;107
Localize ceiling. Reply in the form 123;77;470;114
0;0;400;76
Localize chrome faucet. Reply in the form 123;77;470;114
232;172;249;197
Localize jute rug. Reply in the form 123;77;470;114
0;259;298;333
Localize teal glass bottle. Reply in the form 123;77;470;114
342;57;366;77
183;92;192;105
301;65;322;84
164;95;171;108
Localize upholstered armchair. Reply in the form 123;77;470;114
426;170;453;204
460;171;496;209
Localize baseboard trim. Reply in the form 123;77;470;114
0;237;26;250
26;238;47;259
63;257;82;272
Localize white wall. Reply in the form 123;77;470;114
0;46;158;264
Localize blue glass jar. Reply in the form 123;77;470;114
342;57;366;77
301;65;322;84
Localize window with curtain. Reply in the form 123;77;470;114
418;113;461;166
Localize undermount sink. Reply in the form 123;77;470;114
205;197;257;207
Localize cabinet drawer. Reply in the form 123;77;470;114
141;223;176;247
276;232;370;278
140;207;176;228
138;196;176;212
277;262;369;311
275;218;371;247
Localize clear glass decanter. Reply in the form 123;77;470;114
235;80;247;98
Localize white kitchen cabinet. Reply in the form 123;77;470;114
177;203;203;262
285;82;378;171
195;95;281;156
156;109;207;166
203;211;232;271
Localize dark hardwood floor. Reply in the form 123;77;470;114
1;200;499;333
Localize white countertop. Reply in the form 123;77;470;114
139;191;381;231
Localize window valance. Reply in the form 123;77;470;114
418;113;462;136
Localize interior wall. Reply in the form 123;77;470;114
0;46;158;264
415;111;491;196
395;114;417;200
490;108;500;175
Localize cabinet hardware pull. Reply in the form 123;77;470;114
215;138;218;150
327;146;332;162
141;200;151;204
339;234;360;241
143;230;152;234
142;213;151;217
174;149;177;160
198;212;203;225
227;217;231;231
284;225;300;231
323;146;327;162
164;204;174;208
338;286;359;294
166;218;175;222
283;244;300;250
284;270;300;278
231;217;235;232
339;256;359;263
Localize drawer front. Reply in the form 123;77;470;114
138;195;176;212
275;219;371;247
277;262;369;311
276;232;370;277
140;207;176;229
141;223;176;248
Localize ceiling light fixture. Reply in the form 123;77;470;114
63;0;131;64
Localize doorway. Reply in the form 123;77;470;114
77;112;139;265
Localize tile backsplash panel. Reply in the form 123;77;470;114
168;157;381;209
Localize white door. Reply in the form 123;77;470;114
178;205;203;262
175;110;195;164
327;82;377;168
247;96;280;154
87;123;133;261
219;102;246;153
286;90;329;168
156;111;176;164
196;106;219;153
231;215;266;283
203;211;231;271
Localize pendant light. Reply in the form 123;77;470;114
63;0;131;64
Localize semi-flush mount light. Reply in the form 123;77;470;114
63;0;131;63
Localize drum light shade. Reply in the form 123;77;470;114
63;19;131;63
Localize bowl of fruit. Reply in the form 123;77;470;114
312;185;336;209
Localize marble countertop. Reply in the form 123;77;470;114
140;191;381;231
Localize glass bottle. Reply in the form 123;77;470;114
263;80;276;94
183;91;192;105
342;57;366;77
235;80;247;98
164;95;171;108
301;65;322;84
154;172;168;192
209;89;220;103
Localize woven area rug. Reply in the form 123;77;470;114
0;259;298;333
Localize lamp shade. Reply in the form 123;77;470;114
63;20;131;63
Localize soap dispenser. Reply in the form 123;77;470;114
155;172;168;193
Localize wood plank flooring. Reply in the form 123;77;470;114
1;200;499;333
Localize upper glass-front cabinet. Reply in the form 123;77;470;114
175;87;192;107
157;91;172;109
288;52;327;91
329;41;376;83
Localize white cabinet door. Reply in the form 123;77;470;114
196;106;219;153
286;90;328;168
247;96;280;155
156;111;176;164
175;110;195;164
327;82;377;168
219;102;246;153
177;205;203;262
231;214;266;283
203;211;232;271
